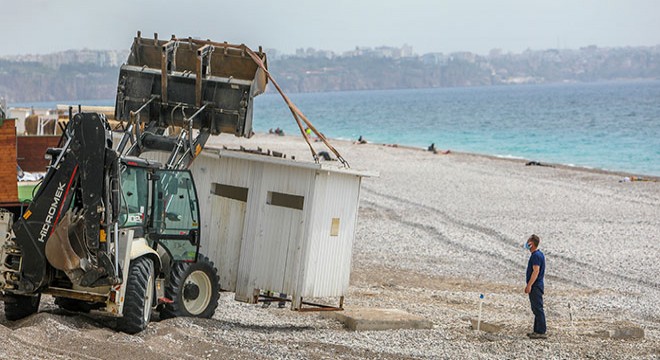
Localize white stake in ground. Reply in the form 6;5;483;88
568;302;575;334
477;293;484;331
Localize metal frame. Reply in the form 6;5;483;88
256;292;344;312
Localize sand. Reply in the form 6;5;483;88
1;133;659;359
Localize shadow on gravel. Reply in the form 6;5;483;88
1;308;315;336
155;316;316;333
3;310;114;331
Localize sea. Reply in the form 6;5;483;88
11;80;660;176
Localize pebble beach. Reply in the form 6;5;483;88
1;133;659;359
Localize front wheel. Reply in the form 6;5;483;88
3;293;41;321
117;256;155;334
160;254;219;319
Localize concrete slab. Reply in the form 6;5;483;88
611;326;644;339
321;307;433;331
470;319;502;333
592;326;645;340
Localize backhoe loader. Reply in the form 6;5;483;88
0;32;268;333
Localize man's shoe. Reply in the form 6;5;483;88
528;332;547;339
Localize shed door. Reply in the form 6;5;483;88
251;191;304;294
209;183;248;292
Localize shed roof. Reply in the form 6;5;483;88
201;146;378;178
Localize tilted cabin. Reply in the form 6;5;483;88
153;147;373;309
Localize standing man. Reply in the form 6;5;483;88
525;234;547;339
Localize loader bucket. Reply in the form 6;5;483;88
45;211;86;283
114;32;268;137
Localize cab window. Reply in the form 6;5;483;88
119;165;149;227
153;170;199;261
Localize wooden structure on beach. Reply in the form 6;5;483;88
0;119;18;204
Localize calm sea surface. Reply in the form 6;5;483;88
253;81;660;176
12;80;660;176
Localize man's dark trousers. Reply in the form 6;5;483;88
529;286;546;334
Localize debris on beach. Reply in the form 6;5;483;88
525;161;554;167
619;176;657;183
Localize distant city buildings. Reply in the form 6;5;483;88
1;49;130;68
287;44;415;59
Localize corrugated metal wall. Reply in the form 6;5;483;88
234;161;313;302
299;172;362;298
191;154;252;293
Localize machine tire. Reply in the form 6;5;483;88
117;256;155;334
4;293;41;321
160;254;219;319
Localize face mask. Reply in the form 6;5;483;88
524;242;531;250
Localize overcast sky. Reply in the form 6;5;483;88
1;0;658;56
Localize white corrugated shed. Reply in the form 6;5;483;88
188;147;374;309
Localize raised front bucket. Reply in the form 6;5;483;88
114;32;268;137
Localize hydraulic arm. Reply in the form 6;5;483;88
1;113;119;293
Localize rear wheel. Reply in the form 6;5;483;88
3;293;41;321
117;256;154;334
160;255;219;319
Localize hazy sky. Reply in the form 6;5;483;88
1;0;658;56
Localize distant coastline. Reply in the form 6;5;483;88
1;44;659;102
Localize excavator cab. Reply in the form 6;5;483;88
118;159;201;262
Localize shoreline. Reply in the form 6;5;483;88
358;141;660;180
441;148;660;181
249;132;660;180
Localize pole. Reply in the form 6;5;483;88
568;302;575;334
477;293;484;331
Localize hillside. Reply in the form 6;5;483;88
1;45;659;102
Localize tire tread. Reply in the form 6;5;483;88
117;257;154;334
160;254;219;319
3;294;40;321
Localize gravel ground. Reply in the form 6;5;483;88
1;134;659;359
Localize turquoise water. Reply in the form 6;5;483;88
253;81;660;176
11;80;660;176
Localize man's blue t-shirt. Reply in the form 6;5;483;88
526;250;545;291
